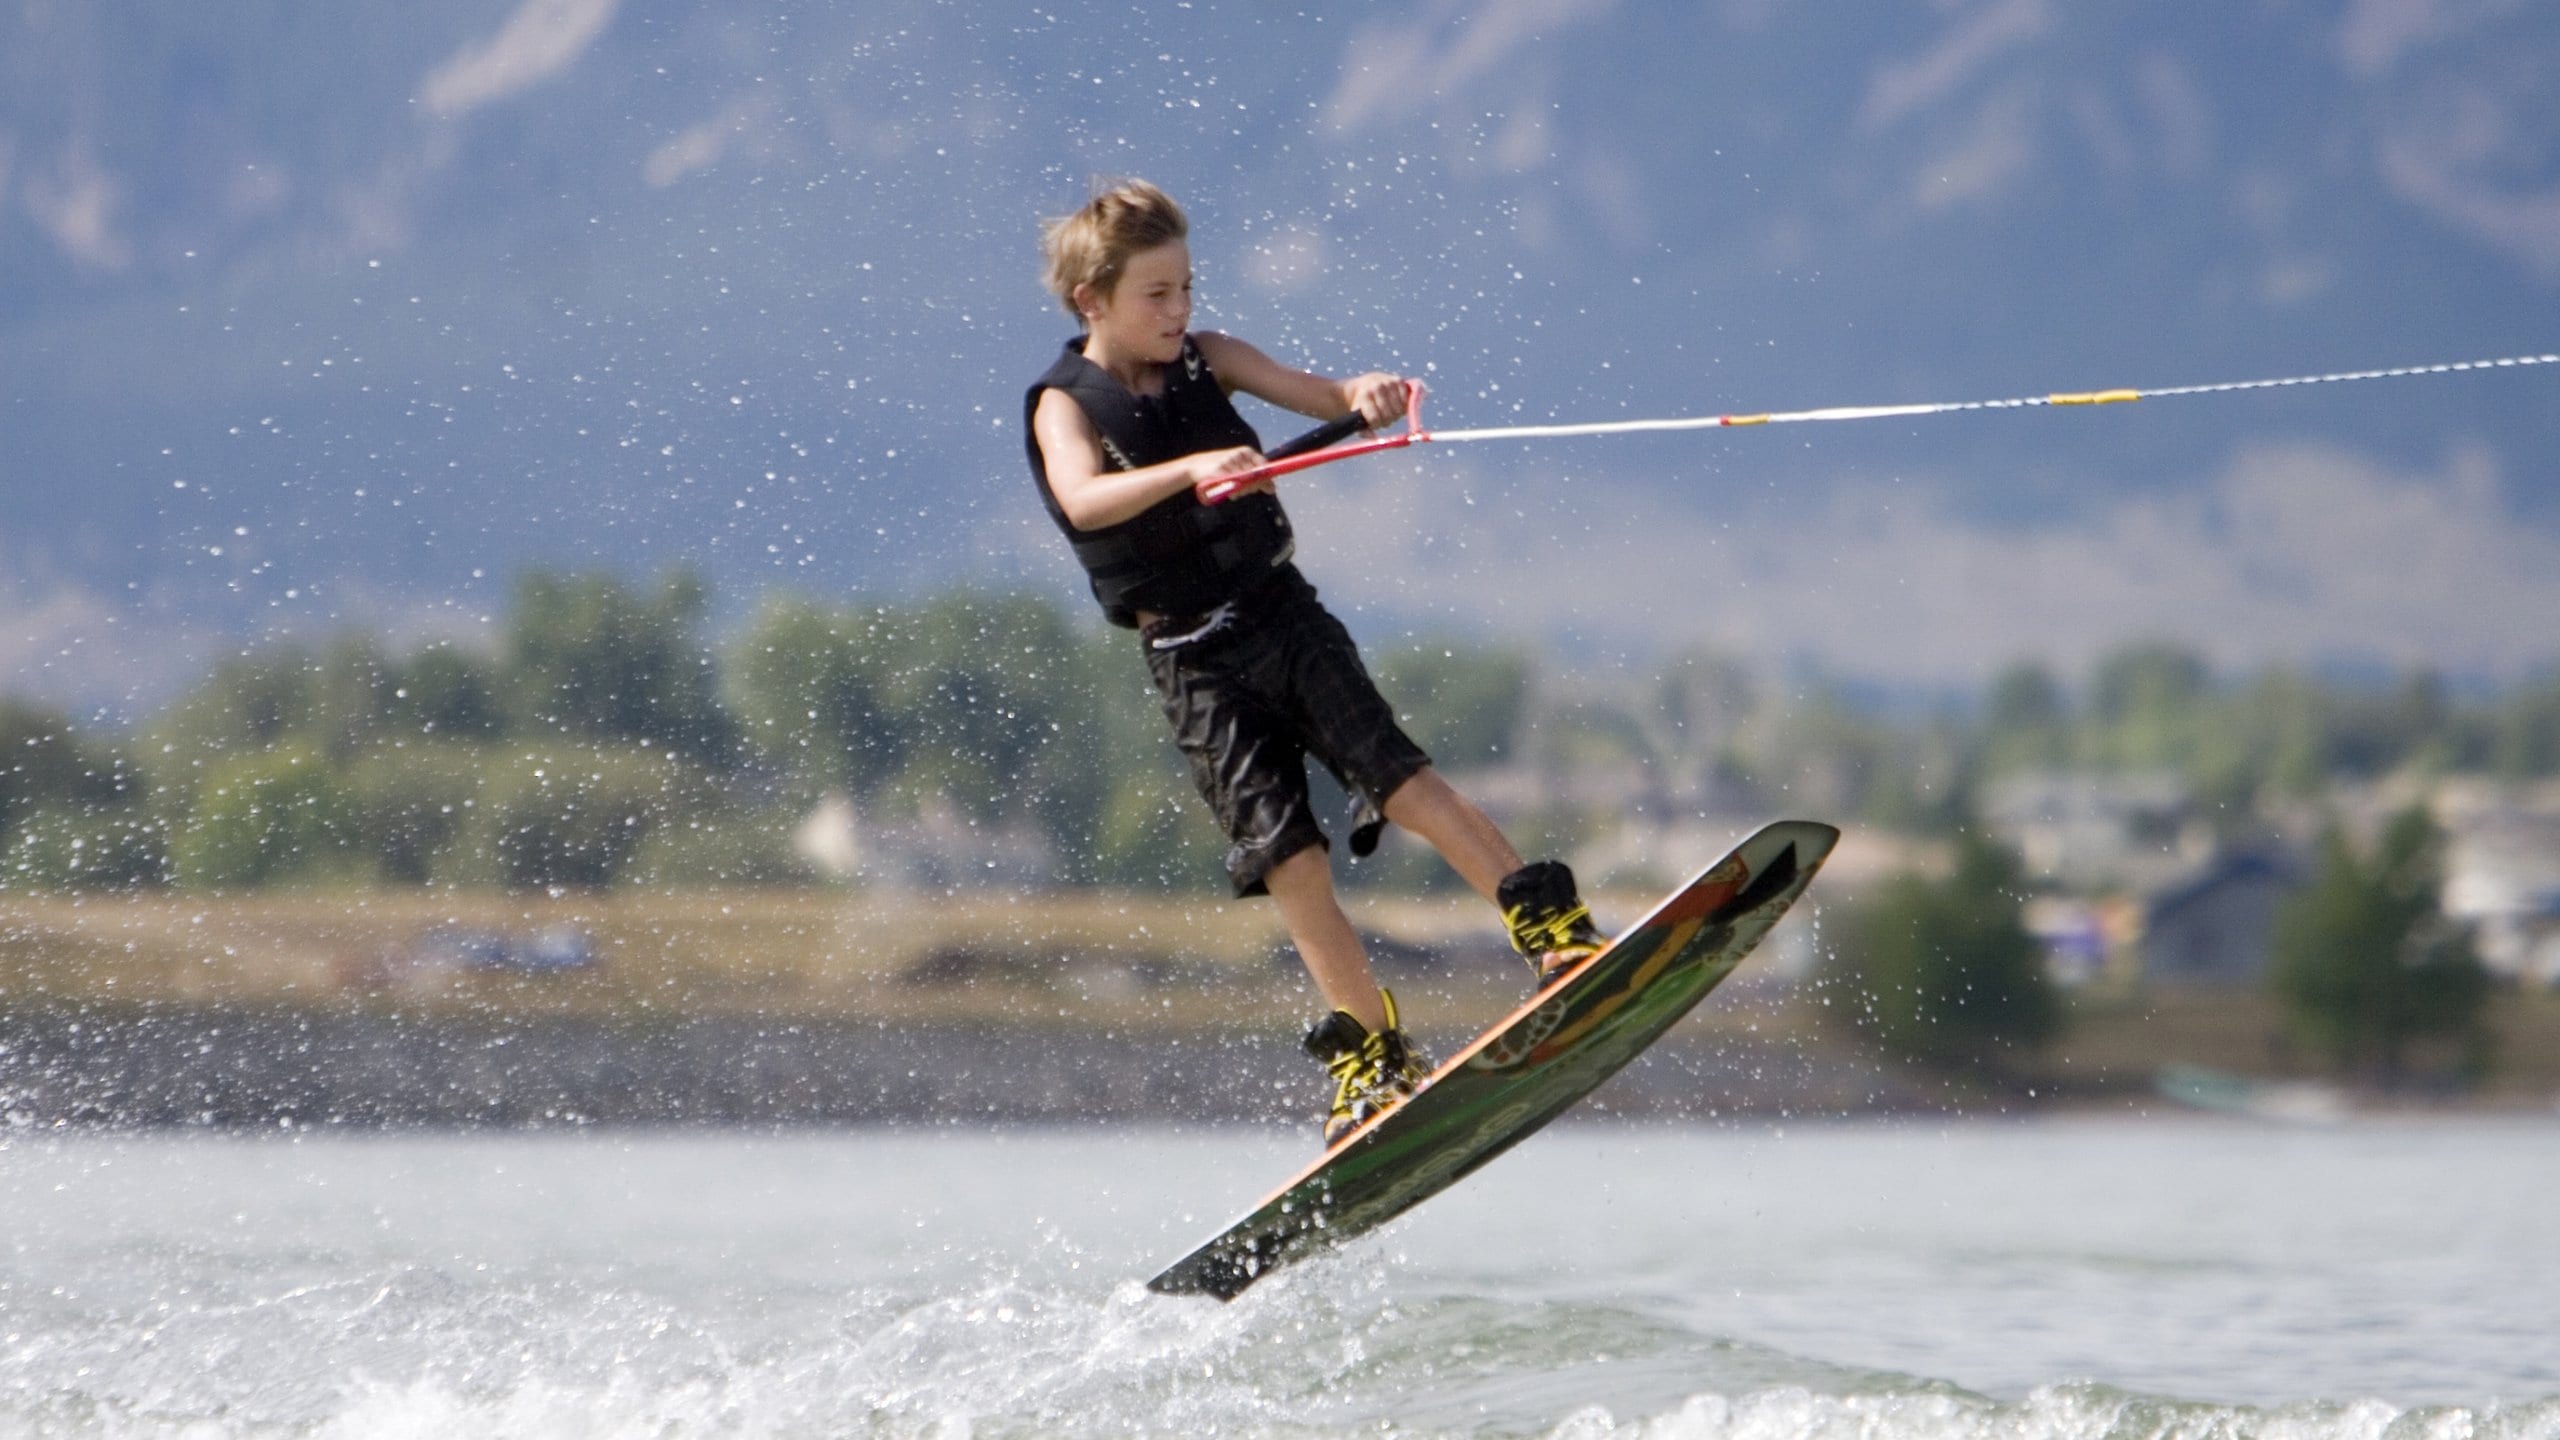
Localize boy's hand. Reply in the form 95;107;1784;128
1193;445;1273;500
1342;373;1409;429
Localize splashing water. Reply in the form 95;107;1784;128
1;1121;2554;1438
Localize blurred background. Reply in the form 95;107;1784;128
3;0;2559;1118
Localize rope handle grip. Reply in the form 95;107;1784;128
1196;380;1429;505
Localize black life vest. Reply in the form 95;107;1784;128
1024;335;1295;628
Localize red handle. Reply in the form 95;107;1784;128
1197;381;1429;505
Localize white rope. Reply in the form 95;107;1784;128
1421;352;2560;445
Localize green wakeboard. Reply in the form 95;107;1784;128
1146;818;1838;1300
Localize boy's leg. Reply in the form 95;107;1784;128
1269;843;1430;1143
1381;766;1523;904
1383;765;1607;982
1263;844;1391;1033
1269;584;1599;982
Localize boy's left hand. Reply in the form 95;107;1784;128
1343;373;1409;430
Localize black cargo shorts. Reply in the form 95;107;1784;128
1139;565;1431;897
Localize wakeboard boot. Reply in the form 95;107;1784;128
1302;987;1430;1145
1499;859;1609;987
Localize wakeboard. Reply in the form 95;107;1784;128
1146;818;1838;1300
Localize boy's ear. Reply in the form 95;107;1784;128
1070;280;1103;321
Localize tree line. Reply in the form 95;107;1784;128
0;570;1542;895
3;566;2529;1084
6;570;2559;898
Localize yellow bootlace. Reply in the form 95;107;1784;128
1324;991;1418;1127
1325;1036;1392;1118
1506;900;1598;956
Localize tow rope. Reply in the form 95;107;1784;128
1198;351;2559;504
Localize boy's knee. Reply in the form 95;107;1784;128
1263;837;1332;887
1380;764;1435;807
1232;824;1329;898
1382;765;1467;823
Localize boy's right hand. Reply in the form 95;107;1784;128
1342;372;1410;429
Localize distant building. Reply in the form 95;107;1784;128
1980;769;2215;893
791;790;863;879
2022;894;2142;987
2137;847;2305;986
2438;799;2560;987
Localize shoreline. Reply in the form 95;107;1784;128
7;999;2551;1132
7;891;2557;1129
0;1002;1937;1130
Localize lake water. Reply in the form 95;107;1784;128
2;1117;2555;1438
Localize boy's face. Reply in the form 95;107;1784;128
1082;239;1192;363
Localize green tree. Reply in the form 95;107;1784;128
385;645;505;741
1826;833;2059;1072
728;595;906;797
0;700;135;851
470;745;709;891
1977;661;2071;776
147;648;320;774
1088;771;1220;891
877;592;1116;851
2270;808;2491;1083
732;587;1188;888
294;636;403;760
505;569;738;765
625;801;812;887
2318;672;2454;780
2491;669;2560;778
3;807;165;891
2085;641;2212;771
2073;642;2307;815
340;741;489;885
170;744;355;888
2229;668;2329;800
1375;641;1532;769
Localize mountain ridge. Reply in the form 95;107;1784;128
4;1;2556;714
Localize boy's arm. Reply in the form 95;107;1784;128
1031;388;1267;531
1195;331;1408;430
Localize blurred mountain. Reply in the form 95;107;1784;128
4;1;2557;714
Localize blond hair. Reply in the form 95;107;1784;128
1040;179;1188;319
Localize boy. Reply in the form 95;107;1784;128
1024;180;1606;1143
